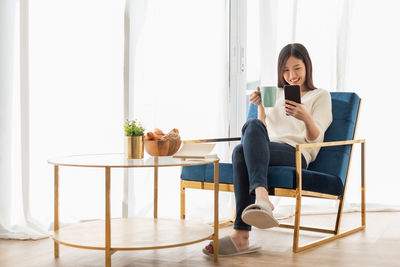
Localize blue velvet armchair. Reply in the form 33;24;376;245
179;92;366;252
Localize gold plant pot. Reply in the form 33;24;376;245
126;136;144;159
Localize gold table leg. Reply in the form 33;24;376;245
293;147;303;252
154;166;158;219
105;167;111;267
213;161;219;262
54;165;59;258
180;179;185;219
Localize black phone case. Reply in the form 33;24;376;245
284;85;301;103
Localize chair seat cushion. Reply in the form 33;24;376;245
181;164;344;196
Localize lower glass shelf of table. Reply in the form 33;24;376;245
53;218;213;250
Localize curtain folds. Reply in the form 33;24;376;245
335;0;353;92
0;0;17;238
0;0;48;240
124;0;232;221
1;0;125;239
122;0;148;218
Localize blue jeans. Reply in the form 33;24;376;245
232;118;306;231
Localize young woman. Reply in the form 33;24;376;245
203;43;333;256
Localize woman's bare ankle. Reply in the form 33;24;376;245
255;187;274;210
232;229;249;239
231;230;249;251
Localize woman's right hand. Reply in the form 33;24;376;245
249;86;261;106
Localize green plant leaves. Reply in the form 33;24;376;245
124;119;145;136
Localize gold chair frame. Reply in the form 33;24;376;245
180;102;365;252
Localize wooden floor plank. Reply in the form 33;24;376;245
1;212;400;267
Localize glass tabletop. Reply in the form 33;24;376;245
47;153;219;168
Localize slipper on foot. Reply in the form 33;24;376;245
202;236;261;257
241;201;279;229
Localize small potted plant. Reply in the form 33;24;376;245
124;119;145;159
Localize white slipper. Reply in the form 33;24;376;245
202;236;261;257
241;201;279;229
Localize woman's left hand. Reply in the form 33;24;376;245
284;100;321;141
284;100;310;122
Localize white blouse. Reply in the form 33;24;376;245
264;88;333;165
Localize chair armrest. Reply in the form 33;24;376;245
294;139;365;194
183;138;364;147
182;137;241;143
296;139;365;149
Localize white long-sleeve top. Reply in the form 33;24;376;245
264;88;333;166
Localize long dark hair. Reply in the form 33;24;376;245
277;43;316;90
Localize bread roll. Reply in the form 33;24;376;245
147;132;162;140
154;128;165;136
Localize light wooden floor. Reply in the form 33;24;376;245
1;211;400;267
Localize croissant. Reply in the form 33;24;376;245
161;128;180;141
147;132;162;140
170;128;179;134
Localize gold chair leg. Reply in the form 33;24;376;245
334;198;345;234
293;148;303;252
292;193;302;252
361;142;366;226
295;225;365;252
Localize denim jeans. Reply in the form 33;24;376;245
232;118;307;231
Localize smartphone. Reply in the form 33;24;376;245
284;85;301;104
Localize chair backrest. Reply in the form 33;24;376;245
246;92;361;185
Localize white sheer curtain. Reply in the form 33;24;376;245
125;0;233;222
0;0;17;237
29;0;125;224
122;0;148;218
345;0;400;209
1;0;125;239
0;0;48;239
254;0;400;217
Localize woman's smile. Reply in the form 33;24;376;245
290;77;301;84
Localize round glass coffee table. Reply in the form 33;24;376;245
48;154;220;267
